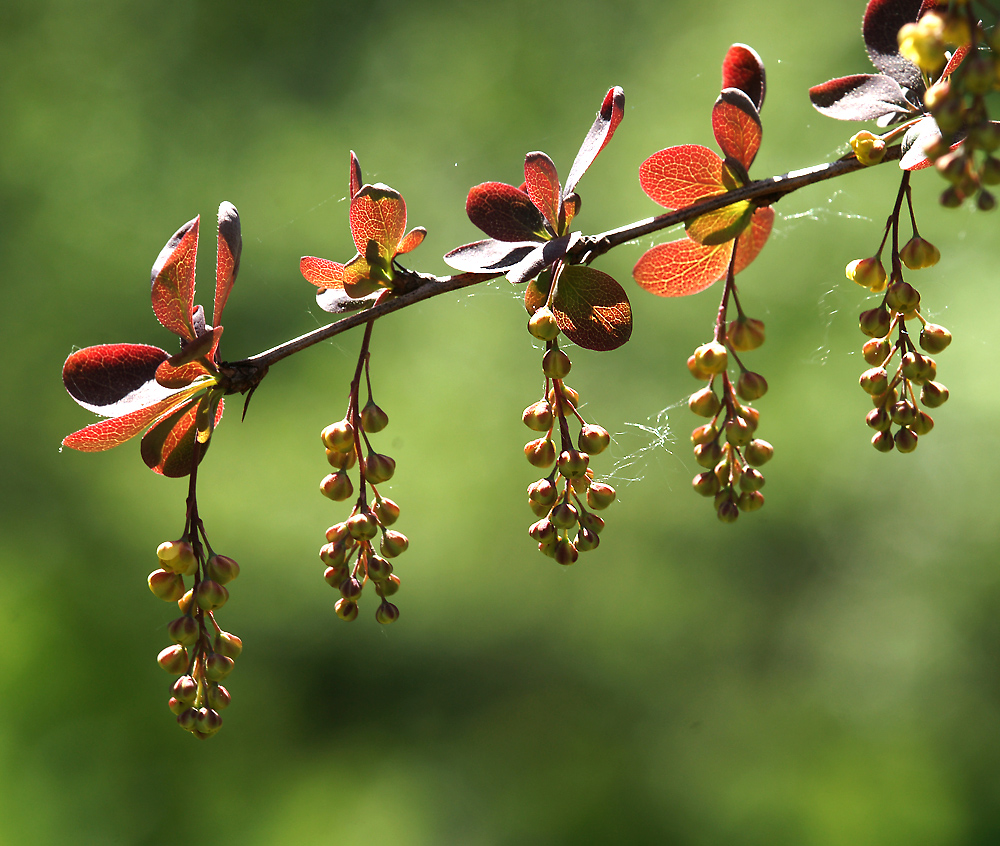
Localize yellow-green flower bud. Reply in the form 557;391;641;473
157;644;189;674
846;257;887;291
542;348;572;379
148;569;185;602
528;306;560;340
693;341;728;375
849;130;886;166
900;236;940;270
689;387;722;418
321;419;355;452
522;400;554;432
524;437;556;468
360;399;389;433
727;317;765;351
919;323;951;353
320;471;354;502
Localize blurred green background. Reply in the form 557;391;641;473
3;0;999;843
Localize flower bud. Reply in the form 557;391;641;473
148;569;185;602
866;406;892;431
549;502;579;529
324;565;347;587
373;497;400;526
744;439;773;467
367;554;393;581
347;511;379;540
194;707;223;735
919;323;951;353
578;424;610;454
890;400;917;427
171;675;199;703
727;317;765;351
575;528;600;552
321;419;355;452
365;452;396;484
360;399;389;433
579;512;605;535
862;337;891;365
859;307;891;338
901;352;935;383
207;683;231;710
737;490;765;512
691;423;718;446
206;555;240;585
586;482;616;510
522;400;554;432
177;588;195;615
168;697;188;716
871;430;895;452
687;354;713;380
558;449;589;479
381;574;401;597
339;577;364;601
528;307;560;340
157;644;189;674
859;366;889;395
846;256;888;292
739;468;765;492
920;381;949;407
529;518;557;543
849;131;886;167
542;348;572;379
157;540;197;576
320;471;354;502
885;281;920;313
524;437;556;468
900;236;940;270
693;341;728;375
894;427;918;453
214;631;243;659
335;598;359;621
692;471;720;497
716;499;740;523
325;447;357;470
554;539;579;566
736;371;768;401
375;600;400;624
528;478;558;509
689;387;722;418
694;440;722;468
195;579;229;612
725;415;753;447
205;653;234;681
167;616;199;646
176;708;199;732
548;384;579;410
380;530;409;558
911;410;934;435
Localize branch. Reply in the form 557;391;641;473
222;147;903;392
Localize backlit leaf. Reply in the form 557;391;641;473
316;287;379;314
732;207;774;275
507;234;577;286
349;150;362;199
632;237;733;298
155;328;222;388
712;89;762;170
639;145;726;210
62;383;202;452
551;265;632;351
349;184;406;260
141;393;224;477
443;239;538;273
524;152;562;233
150;216;200;341
685;200;752;246
300;256;347;289
721;43;766;111
863;0;923;90
564;86;625;197
214;202;241;327
809;74;912;121
342;256;382;299
63;343;171;416
397;227;426;256
466;182;546;242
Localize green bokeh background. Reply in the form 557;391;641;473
3;0;999;843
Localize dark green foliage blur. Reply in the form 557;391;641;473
2;0;999;842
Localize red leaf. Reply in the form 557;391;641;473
524;152;562;233
721;43;766;111
564;86;625;197
342;256;382;299
155;327;222;388
639;145;726;210
632;237;733;298
150;216;200;341
712;89;762;171
214;202;241;327
809;74;912;121
466;182;546;242
141;394;224;477
443;239;538;273
551;265;632;351
349;184;407;260
349;150;362;199
63;343;171;415
300;256;347;289
864;0;922;89
62;384;202;452
732;207;773;275
396;227;426;256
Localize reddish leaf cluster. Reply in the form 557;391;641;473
445;88;633;351
808;0;970;170
301;152;426;313
633;45;774;298
62;203;242;477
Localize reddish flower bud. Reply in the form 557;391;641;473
347;511;379;540
214;631;243;659
321;419;355;452
360;399;389;433
586;482;616;510
375;600;400;624
693;472;720;497
919;323;951;353
205;653;234;681
167;616;199;646
206;555;240;585
727;317;765;351
859;307;891;338
373;497;400;526
335;598;359;621
736;371;768;401
365;452;396;485
920;381;949;407
554;539;579;566
689;387;722;418
157;540;197;576
320;471;354;502
524;437;556;468
578;424;610;454
195;579;229;612
549;502;579;529
380;530;409;559
744;439;773;467
558;449;590;479
148;569;185;602
522;400;554;432
157;644;189;674
894;427;918;453
542;349;572;379
862;337;892;366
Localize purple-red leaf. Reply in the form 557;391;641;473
564;86;625;197
524;152;562;233
639;145;726;210
316;287;379;314
63;343;171;416
300;256;347;289
150;216;200;341
349;184;407;260
154;327;221;388
443;239;538;273
732;207;774;275
466;182;546;242
506;234;578;286
214;202;241;327
141;394;223;477
721;43;766;111
863;0;923;89
899;115;944;170
712;89;762;170
349;150;362;200
62;384;202;452
551;265;632;351
809;74;913;121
